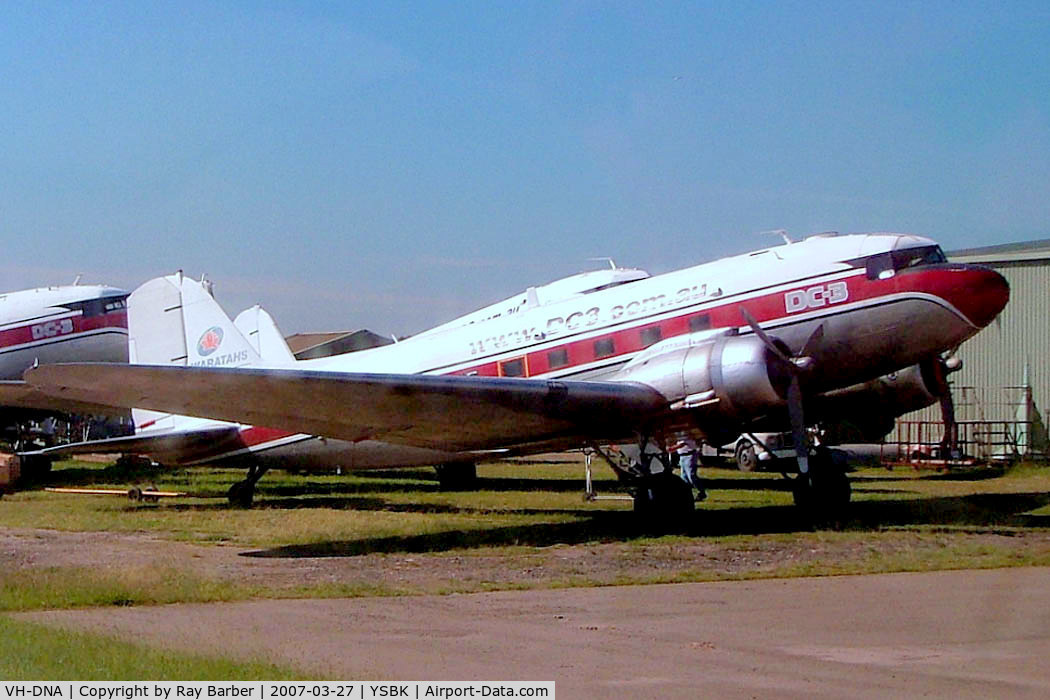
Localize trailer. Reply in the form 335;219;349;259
44;486;187;502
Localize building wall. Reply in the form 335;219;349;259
950;260;1050;421
888;253;1050;453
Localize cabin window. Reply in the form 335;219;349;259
640;326;662;347
547;347;569;369
689;314;711;332
500;358;525;377
593;338;615;358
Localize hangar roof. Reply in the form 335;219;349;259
285;330;394;360
949;239;1050;264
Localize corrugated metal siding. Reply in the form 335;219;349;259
892;259;1050;431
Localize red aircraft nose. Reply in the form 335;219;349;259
940;265;1010;329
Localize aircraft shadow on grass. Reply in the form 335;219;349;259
849;467;1008;483
38;461;1050;557
239;489;1050;559
31;460;174;488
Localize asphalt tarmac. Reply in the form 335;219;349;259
20;567;1050;698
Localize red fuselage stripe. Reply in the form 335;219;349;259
447;266;970;377
0;310;128;352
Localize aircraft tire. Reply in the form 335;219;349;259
633;473;695;529
434;462;478;491
792;454;850;523
735;441;759;472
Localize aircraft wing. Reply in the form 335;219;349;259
0;380;126;416
20;424;243;464
25;363;670;452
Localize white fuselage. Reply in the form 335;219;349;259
189;232;1007;470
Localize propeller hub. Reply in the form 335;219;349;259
792;357;815;371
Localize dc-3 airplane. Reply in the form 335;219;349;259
19;232;1009;522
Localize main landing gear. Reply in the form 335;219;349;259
227;464;269;508
587;436;851;529
588;440;695;529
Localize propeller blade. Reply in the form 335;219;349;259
787;376;809;475
740;307;793;367
799;323;825;359
741;308;819;474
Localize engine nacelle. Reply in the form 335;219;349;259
614;329;789;422
811;361;943;441
815;363;940;417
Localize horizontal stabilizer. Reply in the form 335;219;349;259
25;363;670;453
20;424;243;465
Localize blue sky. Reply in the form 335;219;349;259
1;1;1048;334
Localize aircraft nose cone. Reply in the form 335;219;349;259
950;265;1010;328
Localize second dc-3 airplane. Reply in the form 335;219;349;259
0;281;129;450
22;232;1009;521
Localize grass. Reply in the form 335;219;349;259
5;455;1050;548
0;566;254;612
2;456;1049;585
0;617;312;680
0;459;601;546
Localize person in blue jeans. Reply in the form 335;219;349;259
675;438;706;501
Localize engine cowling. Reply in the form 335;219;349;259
614;328;947;445
613;329;790;422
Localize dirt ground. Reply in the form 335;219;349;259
19;567;1050;698
9;525;1050;696
5;526;1050;593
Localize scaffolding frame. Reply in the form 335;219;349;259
883;385;1036;466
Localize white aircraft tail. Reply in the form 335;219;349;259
128;273;262;430
234;305;297;364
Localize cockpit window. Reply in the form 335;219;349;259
60;295;128;317
860;245;947;280
892;245;946;270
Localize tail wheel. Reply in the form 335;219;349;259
19;455;52;483
227;481;254;508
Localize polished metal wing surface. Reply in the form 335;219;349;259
25;363;670;452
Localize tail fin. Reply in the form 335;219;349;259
234;305;297;365
127;272;261;430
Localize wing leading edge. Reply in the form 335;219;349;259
25;363;671;452
0;380;125;416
